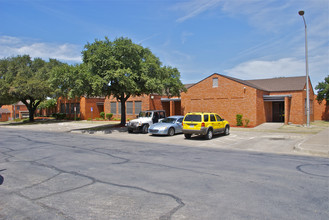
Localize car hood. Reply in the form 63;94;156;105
150;123;174;129
130;117;151;123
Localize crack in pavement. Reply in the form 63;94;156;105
2;133;187;219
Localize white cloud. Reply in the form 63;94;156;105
224;55;328;88
0;36;82;63
224;58;305;79
174;0;222;23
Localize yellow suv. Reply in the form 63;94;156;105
182;112;230;140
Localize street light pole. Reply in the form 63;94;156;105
298;10;310;127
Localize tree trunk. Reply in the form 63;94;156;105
21;98;41;122
120;100;126;126
119;93;130;126
29;108;35;122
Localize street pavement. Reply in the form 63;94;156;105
0;127;328;219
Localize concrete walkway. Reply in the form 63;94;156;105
294;127;329;157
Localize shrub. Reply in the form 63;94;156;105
236;114;243;126
106;113;113;120
244;119;250;127
100;112;105;119
52;113;66;120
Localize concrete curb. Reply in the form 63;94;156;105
293;128;329;157
294;141;329;157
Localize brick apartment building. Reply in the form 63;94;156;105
105;94;182;120
0;108;10;122
181;73;316;126
0;101;29;121
56;97;105;120
1;74;327;125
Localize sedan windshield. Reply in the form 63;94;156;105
161;118;176;123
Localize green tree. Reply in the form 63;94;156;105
0;55;62;121
81;37;186;125
315;75;329;104
38;98;57;115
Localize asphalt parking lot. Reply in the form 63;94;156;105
2;120;328;157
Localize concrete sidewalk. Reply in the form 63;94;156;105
294;127;329;157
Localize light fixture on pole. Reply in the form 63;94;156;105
298;10;310;127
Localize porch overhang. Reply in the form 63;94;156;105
161;98;181;102
263;95;292;102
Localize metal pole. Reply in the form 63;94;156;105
299;10;310;127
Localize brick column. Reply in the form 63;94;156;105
284;96;290;125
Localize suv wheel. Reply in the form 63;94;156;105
168;127;175;136
184;134;192;139
224;126;230;135
205;129;213;140
142;124;149;134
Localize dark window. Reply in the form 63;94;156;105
76;103;80;114
159;111;165;118
184;114;201;122
127;102;133;114
66;103;70;114
178;118;183;123
16;106;20;110
210;114;216;122
110;102;116;114
60;103;65;113
215;114;222;121
118;102;121;115
71;103;75;114
135;101;142;114
204;114;209;122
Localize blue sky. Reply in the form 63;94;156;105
0;0;328;89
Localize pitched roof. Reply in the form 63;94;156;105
0;108;10;114
246;76;306;92
186;73;307;92
184;84;195;89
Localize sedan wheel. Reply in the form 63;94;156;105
168;127;175;136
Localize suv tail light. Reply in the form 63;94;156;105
201;122;205;127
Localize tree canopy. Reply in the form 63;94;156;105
80;37;186;125
315;75;329;104
0;55;62;121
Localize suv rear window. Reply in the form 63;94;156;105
184;114;202;122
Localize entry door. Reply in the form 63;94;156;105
272;102;284;122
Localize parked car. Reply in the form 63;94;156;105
148;115;184;136
127;110;166;133
182;112;230;140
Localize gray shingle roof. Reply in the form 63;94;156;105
246;76;306;92
186;73;307;92
0;108;10;114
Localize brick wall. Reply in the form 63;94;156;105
181;74;261;126
0;111;10;121
57;97;105;120
104;95;150;120
1;102;28;120
314;95;329;121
